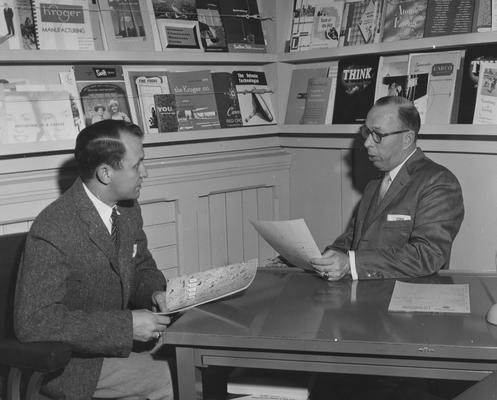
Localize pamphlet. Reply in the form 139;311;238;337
154;258;258;315
388;281;470;313
251;219;321;270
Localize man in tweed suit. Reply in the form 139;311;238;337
312;96;464;281
14;120;173;399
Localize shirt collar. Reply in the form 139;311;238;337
82;182;115;234
387;148;417;182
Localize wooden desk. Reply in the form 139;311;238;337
161;269;497;399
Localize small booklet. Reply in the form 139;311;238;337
251;219;321;270
388;281;471;314
155;259;258;315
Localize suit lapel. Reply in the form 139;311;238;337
71;179;122;278
359;148;424;235
116;208;132;304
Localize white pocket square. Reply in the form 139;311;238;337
387;214;411;222
132;244;138;257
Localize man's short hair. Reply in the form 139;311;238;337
374;96;421;137
74;120;144;182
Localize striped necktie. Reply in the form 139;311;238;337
111;205;119;249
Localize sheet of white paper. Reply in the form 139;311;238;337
388;281;470;314
251;219;321;270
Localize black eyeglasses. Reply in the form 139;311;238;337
360;125;410;144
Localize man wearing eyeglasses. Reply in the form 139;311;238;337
311;96;464;281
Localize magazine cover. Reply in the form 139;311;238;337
0;0;37;49
145;0;200;50
122;66;169;130
59;70;86;132
374;54;409;101
408;50;464;124
381;0;428;42
154;259;258;315
424;0;474;37
457;44;497;123
232;70;276;126
154;93;178;132
473;62;497;124
310;1;344;49
285;66;328;124
32;0;95;50
98;0;156;51
332;55;379;124
3;88;76;144
289;0;315;52
341;0;383;46
218;0;266;53
195;0;227;52
211;72;243;128
167;69;220;131
74;65;132;127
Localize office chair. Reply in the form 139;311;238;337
0;232;71;400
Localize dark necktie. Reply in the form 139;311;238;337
111;206;119;249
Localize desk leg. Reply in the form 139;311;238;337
176;347;202;400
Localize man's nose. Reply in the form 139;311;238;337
363;133;374;148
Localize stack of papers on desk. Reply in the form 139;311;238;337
388;281;470;314
227;369;311;400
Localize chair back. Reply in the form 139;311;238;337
0;232;27;339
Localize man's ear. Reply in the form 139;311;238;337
403;130;415;149
95;164;113;185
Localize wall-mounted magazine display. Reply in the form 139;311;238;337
145;0;200;50
122;66;169;134
407;50;464;124
333;54;379;124
74;65;132;127
31;0;96;50
0;0;37;49
0;85;77;144
232;70;275;126
218;0;266;53
195;0;227;52
473;62;497;125
97;0;155;51
381;0;427;42
167;69;220;131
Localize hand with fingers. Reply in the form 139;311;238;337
131;309;170;341
311;249;350;281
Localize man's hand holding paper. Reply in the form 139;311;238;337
311;249;350;281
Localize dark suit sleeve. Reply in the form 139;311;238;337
128;203;167;309
325;214;355;254
14;232;134;357
354;170;464;279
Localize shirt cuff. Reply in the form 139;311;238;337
349;250;358;281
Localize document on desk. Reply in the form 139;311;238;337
251;219;321;270
388;281;470;313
